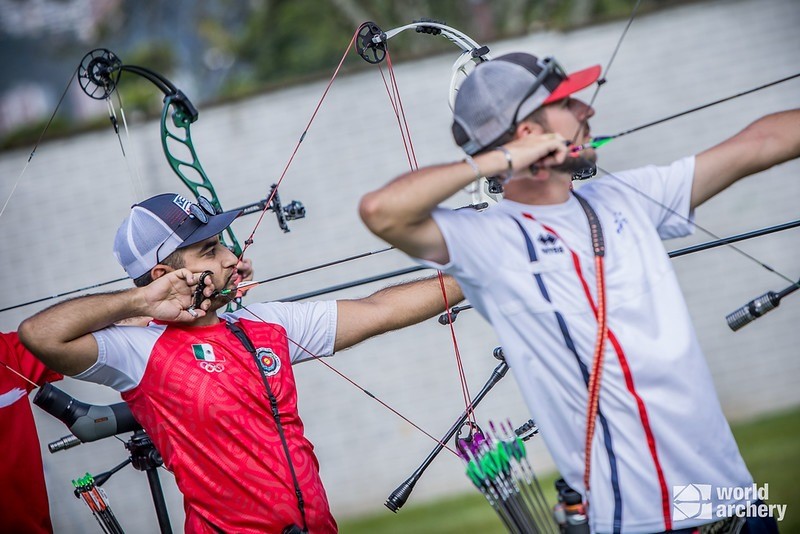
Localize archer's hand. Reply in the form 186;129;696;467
238;258;254;283
140;269;215;322
235;257;254;297
504;133;569;171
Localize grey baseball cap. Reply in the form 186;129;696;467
113;193;240;279
452;53;601;155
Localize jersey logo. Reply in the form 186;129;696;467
614;211;629;234
537;233;564;254
192;343;225;373
256;348;281;377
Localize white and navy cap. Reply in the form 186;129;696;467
452;53;601;155
113;193;240;279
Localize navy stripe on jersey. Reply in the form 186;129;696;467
512;217;623;533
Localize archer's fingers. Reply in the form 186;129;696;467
238;258;254;282
541;144;569;167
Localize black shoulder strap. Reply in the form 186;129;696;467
573;191;605;258
225;321;308;533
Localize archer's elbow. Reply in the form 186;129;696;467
359;191;396;238
18;316;43;354
18;317;79;376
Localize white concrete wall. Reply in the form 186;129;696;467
0;0;798;531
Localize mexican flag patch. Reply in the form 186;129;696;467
192;344;217;362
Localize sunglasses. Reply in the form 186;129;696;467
155;196;220;264
187;196;219;224
507;56;568;134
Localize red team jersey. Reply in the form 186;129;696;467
84;301;338;533
0;332;62;534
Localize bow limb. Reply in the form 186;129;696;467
357;20;490;63
159;92;242;256
76;49;245;255
121;60;244;256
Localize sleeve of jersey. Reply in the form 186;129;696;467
237;301;337;364
77;326;162;392
605;155;696;239
0;331;63;391
412;207;493;287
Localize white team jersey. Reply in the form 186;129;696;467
421;157;753;533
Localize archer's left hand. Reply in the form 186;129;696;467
236;258;254;297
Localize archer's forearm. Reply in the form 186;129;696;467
693;108;800;207
376;274;464;322
372;274;463;335
360;150;511;238
334;274;464;351
18;289;147;375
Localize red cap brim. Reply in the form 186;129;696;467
543;65;602;104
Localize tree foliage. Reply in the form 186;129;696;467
0;0;690;149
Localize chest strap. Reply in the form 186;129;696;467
225;321;308;534
572;191;608;508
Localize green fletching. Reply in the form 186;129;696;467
590;137;614;149
496;443;511;473
514;435;528;459
480;452;500;479
466;460;485;488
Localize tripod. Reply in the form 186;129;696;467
124;430;172;534
50;428;173;533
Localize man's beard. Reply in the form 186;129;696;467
206;277;238;310
549;150;597;180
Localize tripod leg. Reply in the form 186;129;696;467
145;468;173;534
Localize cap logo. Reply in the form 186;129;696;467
172;194;193;215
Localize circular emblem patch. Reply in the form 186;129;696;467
256;348;281;376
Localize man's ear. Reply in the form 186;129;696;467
515;119;544;138
150;264;171;280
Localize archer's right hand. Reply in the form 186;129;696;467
140;269;215;322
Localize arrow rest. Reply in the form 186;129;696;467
78;48;122;99
356;22;387;64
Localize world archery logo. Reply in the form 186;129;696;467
672;484;712;521
257;348;281;377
